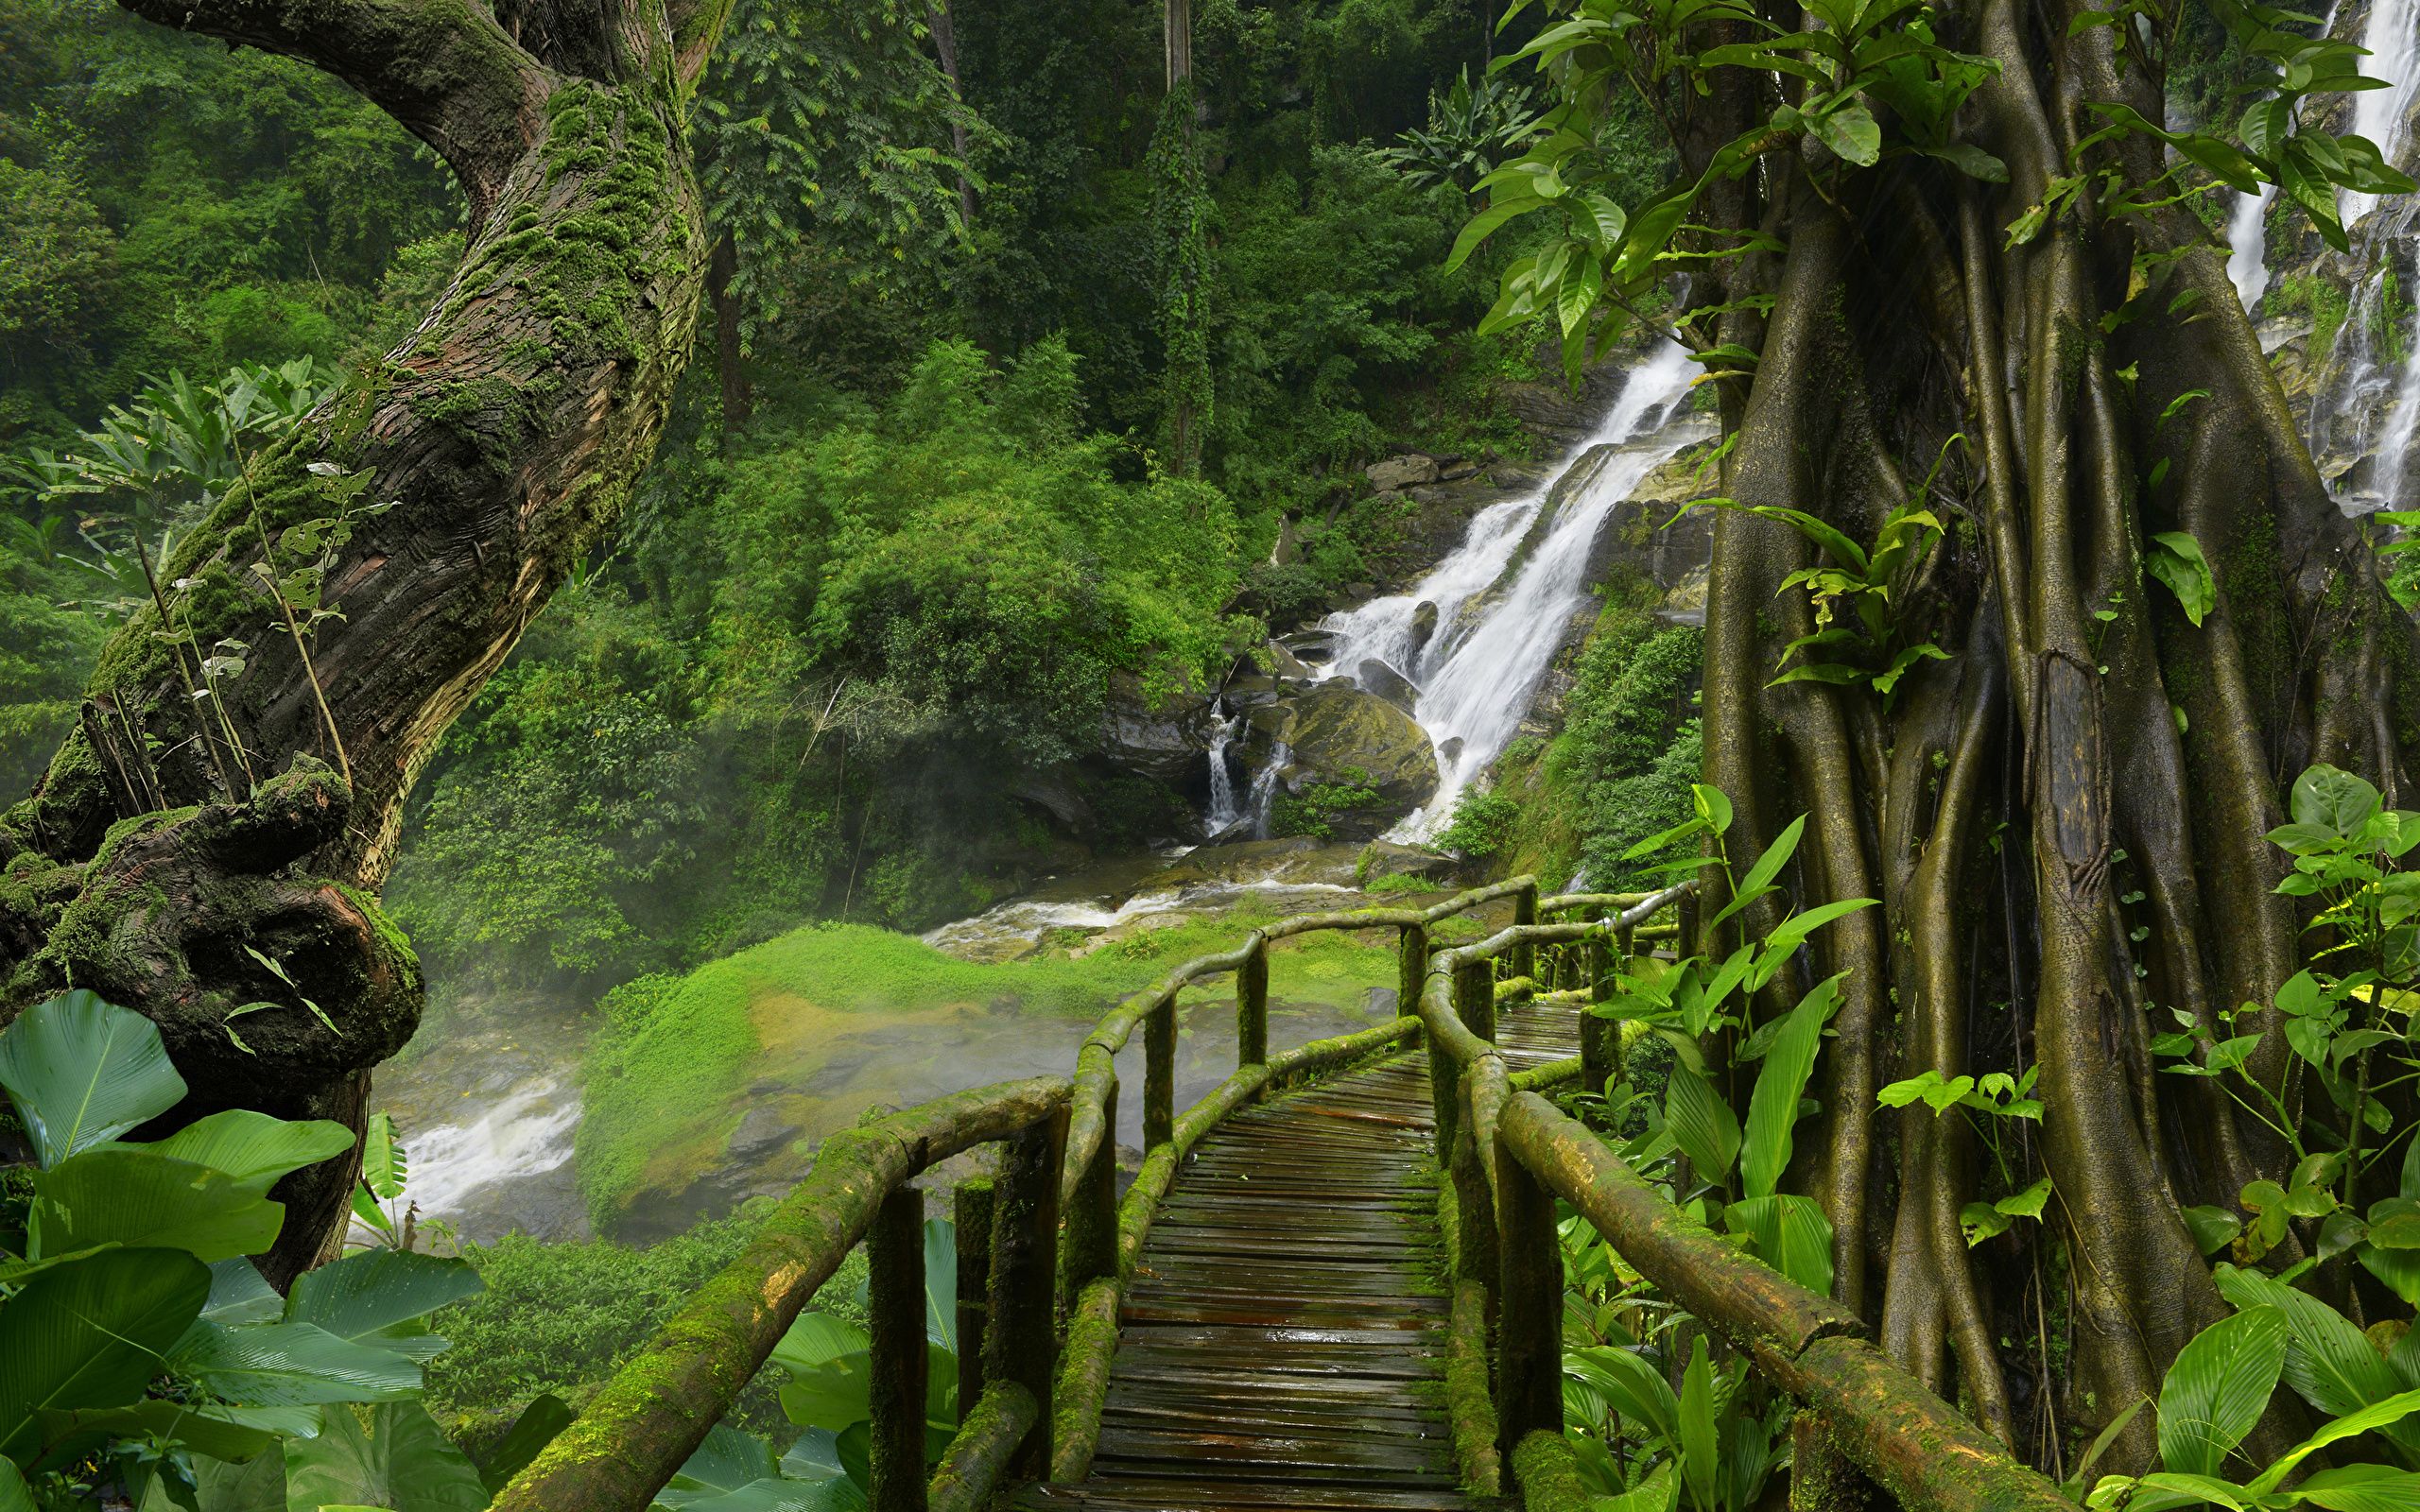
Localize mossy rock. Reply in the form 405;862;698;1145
1282;684;1437;821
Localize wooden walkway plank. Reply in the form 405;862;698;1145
1019;995;1585;1512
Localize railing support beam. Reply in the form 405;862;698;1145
953;1178;994;1418
986;1105;1065;1480
1509;882;1537;982
1144;992;1175;1150
870;1186;929;1512
1237;933;1269;1069
1398;920;1426;1017
1494;1142;1560;1474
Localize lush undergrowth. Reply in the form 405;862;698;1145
426;1207;868;1453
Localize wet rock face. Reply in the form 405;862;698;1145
1276;683;1438;829
1100;673;1219;790
1357;657;1421;713
1366;454;1443;491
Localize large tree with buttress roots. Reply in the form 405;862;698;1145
0;0;730;1284
1476;0;2420;1473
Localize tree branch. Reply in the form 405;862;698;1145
114;0;552;218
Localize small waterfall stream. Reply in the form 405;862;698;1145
2227;186;2273;316
1204;701;1241;832
2303;0;2420;512
1319;340;1709;837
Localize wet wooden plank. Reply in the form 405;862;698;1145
1022;1010;1577;1511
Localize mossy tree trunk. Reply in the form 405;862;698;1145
0;0;732;1285
1683;0;2420;1469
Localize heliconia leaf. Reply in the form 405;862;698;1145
1663;1061;1741;1183
135;1109;355;1196
2158;1305;2286;1475
0;990;187;1169
1739;974;1843;1200
0;1247;212;1464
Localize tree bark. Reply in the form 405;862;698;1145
0;0;732;1285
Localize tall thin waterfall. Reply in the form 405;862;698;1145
1204;700;1241;831
2227;186;2273;316
1319;341;1708;839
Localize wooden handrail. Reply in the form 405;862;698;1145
1416;882;2075;1512
496;1076;1070;1512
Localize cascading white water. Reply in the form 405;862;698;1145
2301;0;2420;512
1317;341;1708;839
2226;186;2273;316
401;1074;581;1222
1204;700;1241;831
1246;739;1289;839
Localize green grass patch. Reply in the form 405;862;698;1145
578;907;1409;1228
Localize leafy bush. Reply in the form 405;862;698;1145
1435;786;1521;858
1270;769;1383;839
425;1207;867;1450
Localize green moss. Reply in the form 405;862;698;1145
1511;1429;1589;1512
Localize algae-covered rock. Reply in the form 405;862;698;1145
1281;683;1438;826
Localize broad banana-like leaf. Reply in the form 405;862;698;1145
476;1393;575;1495
284;1249;482;1363
0;990;186;1168
0;1246;211;1463
168;1320;420;1406
29;1147;285;1263
2158;1306;2287;1476
135;1109;354;1196
282;1401;486;1512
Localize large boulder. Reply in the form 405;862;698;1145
1366;454;1442;491
1280;683;1438;822
1357;658;1422;714
1100;673;1218;789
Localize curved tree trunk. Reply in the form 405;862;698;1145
1684;0;2420;1470
0;0;730;1285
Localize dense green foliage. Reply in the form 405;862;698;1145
428;1211;867;1449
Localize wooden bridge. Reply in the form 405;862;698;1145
495;881;2074;1512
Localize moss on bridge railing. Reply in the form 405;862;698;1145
1416;885;2077;1512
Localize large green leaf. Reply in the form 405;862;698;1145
205;1260;285;1327
169;1320;421;1406
1722;1194;1835;1297
1677;1337;1719;1511
1663;1062;1740;1185
1739;974;1842;1200
0;1246;211;1463
190;1451;287;1512
359;1112;406;1205
285;1249;482;1364
771;1313;869;1378
920;1218;957;1354
0;990;187;1169
138;1110;355;1196
2213;1263;2415;1453
30;1147;285;1263
2158;1306;2287;1475
2291;1465;2420;1512
36;1399;294;1465
1564;1347;1678;1447
283;1401;487;1512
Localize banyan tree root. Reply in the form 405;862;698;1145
1681;0;2420;1469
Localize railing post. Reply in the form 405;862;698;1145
1495;1143;1561;1476
870;1186;928;1512
954;1178;993;1418
1510;883;1537;983
1144;992;1175;1150
986;1107;1065;1480
1237;934;1269;1069
1677;886;1701;959
1398;920;1426;1017
1449;1098;1496;1291
1454;958;1495;1043
1582;931;1616;1095
1063;1079;1118;1304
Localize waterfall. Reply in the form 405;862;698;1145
2226;186;2273;316
1246;740;1289;839
1317;340;1707;840
2303;0;2420;513
1204;700;1241;831
402;1074;581;1222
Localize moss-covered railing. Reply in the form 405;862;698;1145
1415;885;2076;1512
493;873;1560;1512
